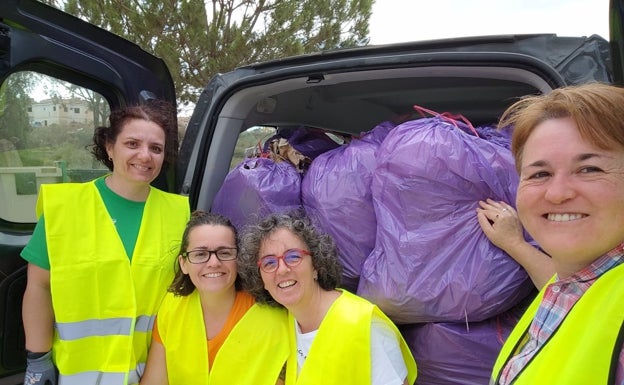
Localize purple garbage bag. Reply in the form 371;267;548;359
400;302;526;385
302;121;395;292
475;124;513;150
358;117;534;323
211;157;302;231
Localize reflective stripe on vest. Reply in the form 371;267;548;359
491;262;624;384
41;182;189;381
56;318;133;340
58;368;141;385
55;314;153;340
135;315;155;333
59;371;126;385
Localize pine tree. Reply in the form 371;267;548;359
43;0;372;106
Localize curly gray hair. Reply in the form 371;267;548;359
238;210;342;307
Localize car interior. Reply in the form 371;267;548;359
192;64;551;211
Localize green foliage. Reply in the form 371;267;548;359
0;74;35;149
22;124;99;169
20;144;98;169
41;0;373;107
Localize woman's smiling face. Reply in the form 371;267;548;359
516;117;624;278
179;224;238;294
258;228;318;311
106;118;165;187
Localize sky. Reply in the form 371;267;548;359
31;0;612;110
369;0;610;45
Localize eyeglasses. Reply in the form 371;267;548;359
182;247;238;264
257;248;310;273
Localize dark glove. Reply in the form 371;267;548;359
23;350;58;385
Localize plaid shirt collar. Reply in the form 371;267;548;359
499;240;624;385
556;241;624;284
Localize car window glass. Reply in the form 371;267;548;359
230;126;276;170
0;71;110;223
229;125;345;171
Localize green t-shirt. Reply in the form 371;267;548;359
21;177;146;270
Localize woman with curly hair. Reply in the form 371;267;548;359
238;210;417;385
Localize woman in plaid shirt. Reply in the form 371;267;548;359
490;82;624;385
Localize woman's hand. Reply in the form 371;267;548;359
476;199;524;252
476;198;554;289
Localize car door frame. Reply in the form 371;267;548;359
0;0;176;381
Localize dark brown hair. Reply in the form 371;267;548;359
169;210;240;296
89;99;177;170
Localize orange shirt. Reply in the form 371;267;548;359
153;290;255;368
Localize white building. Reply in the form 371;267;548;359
28;98;92;127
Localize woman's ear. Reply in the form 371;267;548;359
105;142;114;161
179;254;188;274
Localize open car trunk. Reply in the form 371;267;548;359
180;34;613;204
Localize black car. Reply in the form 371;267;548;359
0;0;622;383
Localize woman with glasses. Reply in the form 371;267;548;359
238;210;417;385
140;211;289;385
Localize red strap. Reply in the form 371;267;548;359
413;105;480;138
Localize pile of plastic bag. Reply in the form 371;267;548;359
211;126;340;231
302;121;397;292
211;157;304;231
400;299;529;385
212;113;536;384
356;116;532;323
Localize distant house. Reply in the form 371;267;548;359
28;98;92;127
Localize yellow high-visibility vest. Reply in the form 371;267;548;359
285;289;417;385
157;290;289;384
40;182;189;385
491;262;624;385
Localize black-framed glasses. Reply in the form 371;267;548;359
182;247;238;264
257;248;310;273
